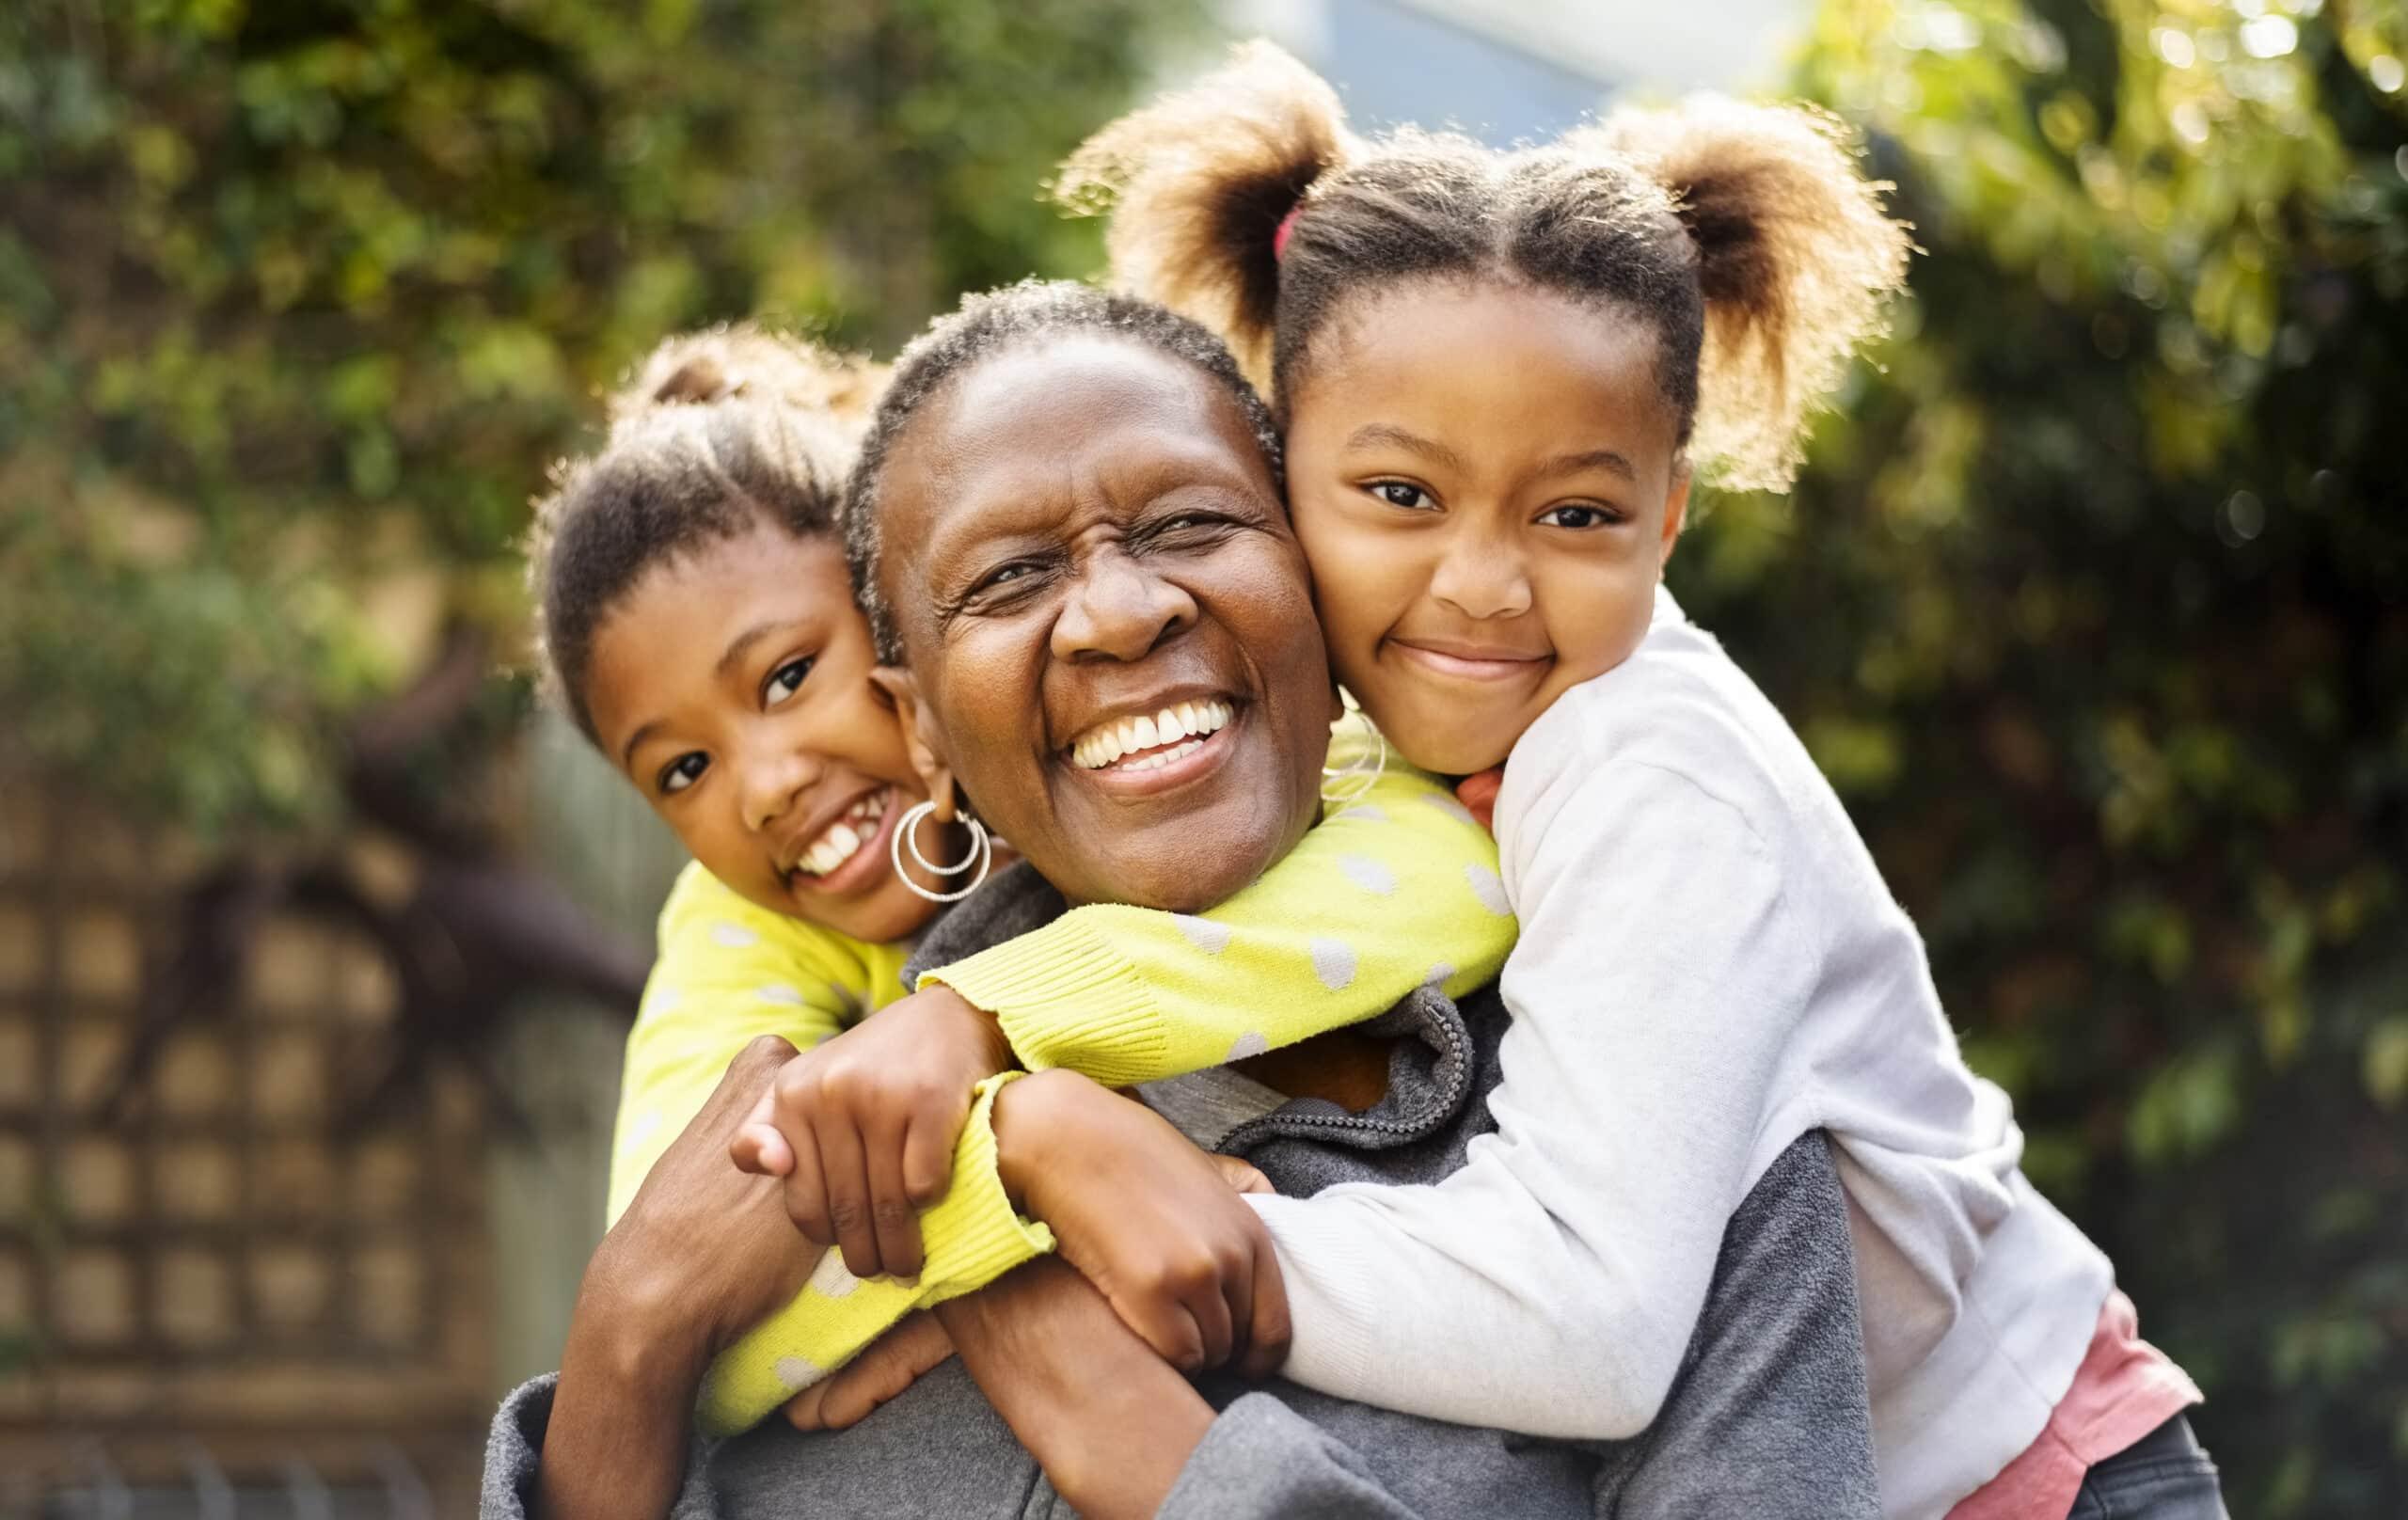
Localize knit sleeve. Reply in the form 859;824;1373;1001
607;864;880;1227
919;733;1515;1086
694;1072;1054;1437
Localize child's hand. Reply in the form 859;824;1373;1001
990;1069;1291;1377
730;985;1015;1280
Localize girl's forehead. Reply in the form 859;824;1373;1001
1295;282;1678;455
1323;279;1663;384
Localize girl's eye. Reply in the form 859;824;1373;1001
1540;503;1619;530
1370;482;1433;511
658;752;707;795
766;657;814;705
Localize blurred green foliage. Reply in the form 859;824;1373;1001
0;0;1197;841
1678;1;2404;1511
5;0;2402;1508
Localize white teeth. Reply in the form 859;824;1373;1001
1119;738;1204;773
1068;701;1234;771
791;790;888;877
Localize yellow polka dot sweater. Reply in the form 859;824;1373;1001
607;732;1514;1436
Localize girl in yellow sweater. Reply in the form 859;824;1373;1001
525;324;1513;1434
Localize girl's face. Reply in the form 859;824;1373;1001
1282;281;1691;775
583;522;943;943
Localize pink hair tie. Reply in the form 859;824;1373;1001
1272;204;1304;261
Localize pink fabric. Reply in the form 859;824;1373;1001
1945;1290;2202;1520
1454;768;1503;831
1272;205;1304;261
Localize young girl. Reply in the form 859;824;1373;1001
1054;41;2223;1520
524;322;1514;1436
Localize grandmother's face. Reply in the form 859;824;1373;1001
875;335;1332;911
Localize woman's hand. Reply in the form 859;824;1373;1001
730;985;1015;1279
992;1069;1291;1377
781;1309;955;1432
936;1258;1217;1520
541;1035;820;1520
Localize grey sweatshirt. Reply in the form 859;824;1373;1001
482;863;1878;1519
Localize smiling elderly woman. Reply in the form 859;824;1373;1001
483;284;1881;1520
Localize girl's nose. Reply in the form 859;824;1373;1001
740;745;823;834
1428;530;1533;622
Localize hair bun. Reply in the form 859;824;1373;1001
607;324;889;438
1585;99;1911;490
1054;40;1354;391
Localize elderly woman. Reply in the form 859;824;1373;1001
485;285;1878;1520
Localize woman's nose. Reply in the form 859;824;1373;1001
1051;549;1198;663
739;745;822;834
1428;530;1533;621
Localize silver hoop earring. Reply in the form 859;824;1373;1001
890;800;992;904
1322;702;1386;805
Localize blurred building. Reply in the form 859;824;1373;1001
1225;0;1810;140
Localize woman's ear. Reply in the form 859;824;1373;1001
1657;465;1694;578
869;665;961;822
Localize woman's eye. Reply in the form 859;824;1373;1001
1541;503;1618;530
1370;482;1432;511
766;657;814;705
658;752;707;795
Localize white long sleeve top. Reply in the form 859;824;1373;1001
1248;586;2114;1519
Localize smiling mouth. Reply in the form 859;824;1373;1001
783;786;893;882
1386;640;1551;683
1067;698;1236;774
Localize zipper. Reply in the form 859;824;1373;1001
1217;987;1478;1157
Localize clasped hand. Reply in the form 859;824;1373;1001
727;987;1291;1380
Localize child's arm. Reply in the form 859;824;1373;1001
922;736;1514;1086
729;735;1513;1278
606;865;870;1226
695;1071;1053;1436
1243;756;1823;1440
614;871;1052;1438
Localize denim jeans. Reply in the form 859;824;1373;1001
2067;1416;2228;1520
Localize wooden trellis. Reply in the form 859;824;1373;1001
0;784;490;1500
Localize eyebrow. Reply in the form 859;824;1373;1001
716;618;804;678
618;720;663;773
1342;423;1471;473
1342;425;1638;486
1536;448;1639;484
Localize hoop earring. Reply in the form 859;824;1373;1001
890;800;992;904
1321;703;1386;806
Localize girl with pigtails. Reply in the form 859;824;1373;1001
1050;40;2226;1520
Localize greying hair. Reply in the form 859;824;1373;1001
842;278;1282;663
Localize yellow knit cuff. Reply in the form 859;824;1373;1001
921;918;1171;1087
916;1070;1056;1303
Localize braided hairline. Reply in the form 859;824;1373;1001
843;279;1283;665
